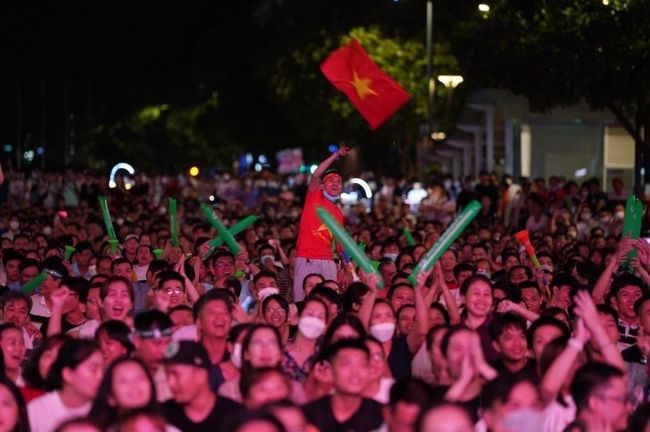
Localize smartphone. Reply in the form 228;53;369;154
241;296;256;313
340;250;351;265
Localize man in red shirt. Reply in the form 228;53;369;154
293;146;349;301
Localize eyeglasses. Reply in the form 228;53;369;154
265;307;287;315
161;287;184;295
595;393;631;404
214;261;234;268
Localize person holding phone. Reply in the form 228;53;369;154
293;146;349;302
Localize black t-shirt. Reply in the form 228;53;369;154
162;395;243;432
303;395;383;432
387;336;413;379
491;358;540;384
622;344;646;364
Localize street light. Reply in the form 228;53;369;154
478;3;490;12
437;75;464;89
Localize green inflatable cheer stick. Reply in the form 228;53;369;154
153;248;164;260
64;245;76;262
622;195;644;269
169;197;179;247
200;204;241;254
403;227;415;247
408;200;482;286
316;207;384;288
98;196;118;254
21;272;47;294
204;215;259;256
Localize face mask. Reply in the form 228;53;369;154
231;343;242;369
261;255;274;265
322;190;338;203
615;211;624;220
370;322;396;342
298;316;326;339
257;287;279;301
580;213;591;222
202;282;214;292
383;253;398;262
501;409;544;432
43;226;52;236
9;221;19;230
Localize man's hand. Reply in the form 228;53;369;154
51;287;70;310
336;146;350;158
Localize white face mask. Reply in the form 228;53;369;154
615;211;625;220
9;221;19;230
231;343;242;369
501;409;544;432
580;213;591;222
298;316;326;339
370;322;396;342
257;287;279;301
261;255;274;265
383;253;398;263
43;226;52;236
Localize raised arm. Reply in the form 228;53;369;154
592;239;630;304
358;270;381;331
308;147;349;192
407;268;434;353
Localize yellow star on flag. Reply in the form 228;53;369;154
350;69;378;100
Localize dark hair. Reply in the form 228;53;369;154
75;241;93;254
0;290;32;311
22;334;70;389
211;250;235;265
538;336;569;377
440;326;472;357
460;274;492;296
320;313;367;355
387;283;415;301
425;325;448;351
483;375;537;410
326;338;369;362
113;407;167;432
550;272;578;290
193;289;234;321
239;366;289;402
147;259;171;276
596;303;619;323
507;264;533;282
415;402;473;432
387;377;432;411
2;249;23;266
0;376;30;432
519;280;541;295
526;316;570;347
453;261;476;279
253;270;277;286
240;324;282;371
492;280;521;302
610;272;647;297
541;307;571;325
300;295;330;322
228;323;253;344
342;282;369;312
309;286;342;313
301;273;324;291
61;277;90;302
89;357;157;428
19;258;41;274
634;294;650;317
100;276;134;302
110;258;132;274
489;313;527;343
570;362;625;411
46;338;100;391
227;409;286;432
156;270;185;291
262;294;289;317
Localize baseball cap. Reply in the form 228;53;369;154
164;340;210;370
320;168;342;183
125;234;140;242
42;256;68;280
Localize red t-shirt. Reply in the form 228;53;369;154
296;188;343;260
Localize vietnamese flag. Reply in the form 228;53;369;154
320;39;412;130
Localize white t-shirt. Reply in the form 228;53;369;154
27;391;91;432
543;394;576;432
67;319;100;339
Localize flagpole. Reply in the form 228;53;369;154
421;0;435;179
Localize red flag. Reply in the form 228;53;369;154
320;39;412;130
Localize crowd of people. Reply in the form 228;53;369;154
0;150;648;432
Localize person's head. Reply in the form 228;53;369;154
133;310;173;371
549;272;578;309
46;339;103;402
396;304;416;337
327;338;370;396
211;250;236;279
241;324;282;370
383;378;432;432
112;408;166;432
89;357;156;427
261;400;307;432
18;258;40;286
320;169;343;198
193;289;233;339
163;340;212;405
482;376;543;432
240;366;291;409
230;410;287;432
136;245;153;267
416;402;474;432
261;295;289;330
570;362;630;430
471;242;489;263
297;296;328;340
461;274;493;319
635;294;650;333
41;256;68;295
169;304;194;331
74;242;94;267
595;304;621;346
440;250;458;272
0;377;29;432
440;327;476;379
387;283;415;313
320;313;367;354
22;334;69;390
100;276;134;322
0;291;31;328
96;256;113;276
489;314;528;365
507;265;533;285
2;250;23;283
519;281;543;314
610;272;646;322
379;259;398;286
95;320;134;366
110;258;133;278
252;270;279;302
124;234;140;255
0;324;25;377
369;299;396;343
59;276;89;315
302;273;324;298
527;316;569;362
156;270;186;309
